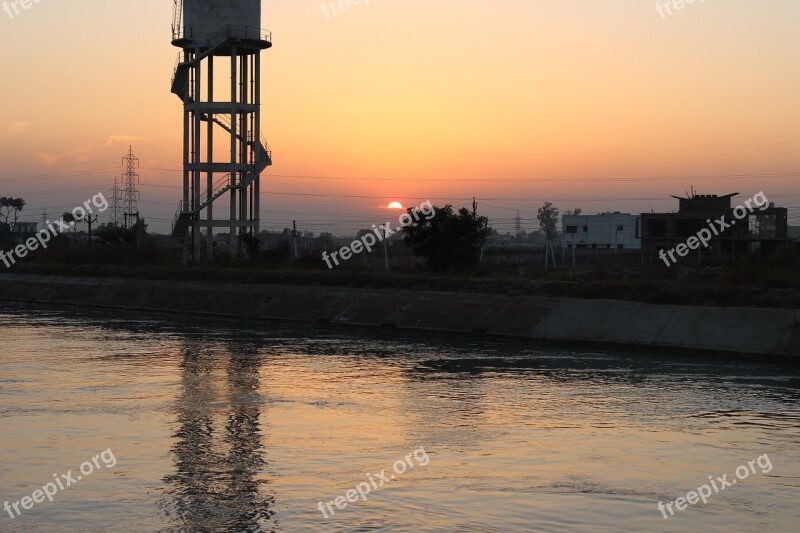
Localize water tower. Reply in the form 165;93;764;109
170;0;272;261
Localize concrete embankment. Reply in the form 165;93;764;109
0;274;798;360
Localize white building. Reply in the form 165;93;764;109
562;213;641;250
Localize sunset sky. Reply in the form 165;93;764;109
1;0;799;234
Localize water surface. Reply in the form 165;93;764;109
0;303;798;532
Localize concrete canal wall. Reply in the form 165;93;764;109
0;274;797;360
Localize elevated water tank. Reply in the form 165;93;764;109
173;0;265;50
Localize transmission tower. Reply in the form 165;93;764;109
121;146;141;229
514;211;523;238
109;179;124;227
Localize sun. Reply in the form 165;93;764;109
387;202;404;210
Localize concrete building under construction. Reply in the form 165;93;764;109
640;193;790;262
169;0;272;261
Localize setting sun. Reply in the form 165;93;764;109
388;202;404;210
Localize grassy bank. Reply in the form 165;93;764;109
4;262;800;310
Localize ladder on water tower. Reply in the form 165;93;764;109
172;0;183;40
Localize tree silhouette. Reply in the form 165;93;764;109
403;204;490;273
62;212;78;233
0;197;25;229
537;202;560;269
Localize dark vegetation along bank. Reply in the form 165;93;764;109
6;250;800;311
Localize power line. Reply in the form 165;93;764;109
262;191;472;201
264;171;800;183
10;185;108;197
29;181;800;204
0;167;119;184
4;166;800;185
6;166;800;192
140;167;800;183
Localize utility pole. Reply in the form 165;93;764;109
382;226;390;273
86;214;98;248
292;220;299;259
480;218;488;267
545;240;557;270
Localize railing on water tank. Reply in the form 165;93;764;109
172;23;271;48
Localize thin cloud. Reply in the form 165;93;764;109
35;152;61;166
106;135;149;146
3;121;30;135
68;146;94;163
34;137;148;166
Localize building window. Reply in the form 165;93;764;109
566;225;578;234
617;225;624;231
583;225;588;232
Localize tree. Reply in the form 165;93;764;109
62;212;78;233
95;224;138;246
403;204;490;273
132;219;148;242
240;233;260;259
0;197;25;229
537;202;560;241
318;232;336;249
537;202;560;269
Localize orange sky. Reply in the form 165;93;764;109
0;0;799;234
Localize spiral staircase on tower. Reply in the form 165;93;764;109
169;20;273;240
